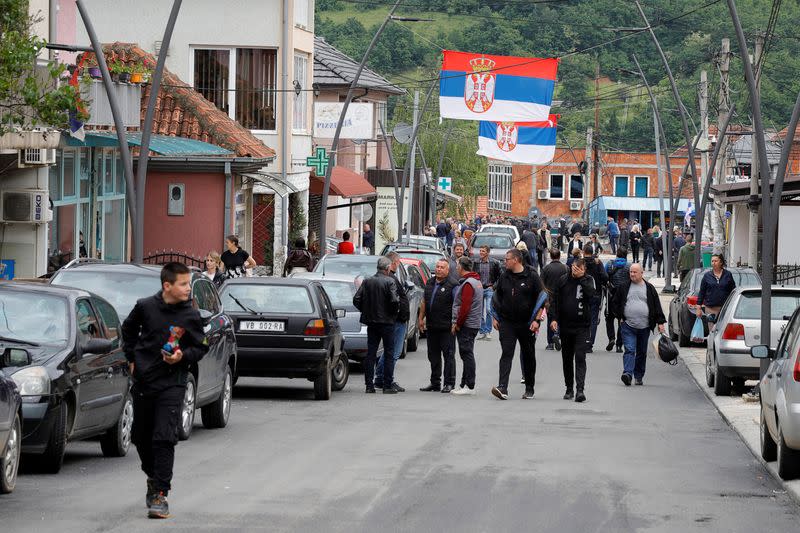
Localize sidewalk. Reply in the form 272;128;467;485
647;272;800;504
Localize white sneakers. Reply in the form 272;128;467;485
451;386;476;396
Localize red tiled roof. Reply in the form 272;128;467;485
90;43;275;159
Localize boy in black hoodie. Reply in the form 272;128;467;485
549;258;596;402
122;262;208;519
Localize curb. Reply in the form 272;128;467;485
678;348;800;506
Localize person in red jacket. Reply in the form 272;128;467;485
337;231;355;254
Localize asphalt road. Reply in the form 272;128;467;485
2;320;800;532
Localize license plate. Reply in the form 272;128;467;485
239;320;285;332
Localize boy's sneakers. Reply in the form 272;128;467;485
477;333;487;340
521;389;535;400
146;478;157;508
491;386;508;400
621;373;632;386
148;491;170;519
563;389;574;400
575;391;586;403
451;386;476;396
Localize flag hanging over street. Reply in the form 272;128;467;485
439;50;559;122
477;116;558;164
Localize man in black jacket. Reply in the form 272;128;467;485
604;247;630;353
521;227;539;270
610;263;666;386
476;245;501;340
549;258;596;402
375;252;410;392
353;256;400;394
490;248;546;400
583;245;609;352
418;259;457;392
540;248;569;350
122;262;209;519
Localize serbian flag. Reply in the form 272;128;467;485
477;116;558;164
440;50;558;122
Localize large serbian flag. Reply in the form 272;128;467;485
477;116;558;164
440;50;558;122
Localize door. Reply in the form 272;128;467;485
70;299;115;432
192;279;225;402
92;297;128;426
315;284;341;356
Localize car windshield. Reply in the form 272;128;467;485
734;292;800;320
220;284;313;314
0;290;68;346
472;234;514;249
52;270;158;320
318;258;378;278
397;252;443;270
318;281;357;311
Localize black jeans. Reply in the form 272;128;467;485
132;384;183;494
426;327;455;387
561;327;589;392
632;243;640;263
656;258;663;277
456;326;478;389
589;296;602;346
498;321;536;390
366;323;395;388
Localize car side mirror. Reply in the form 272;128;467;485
1;348;32;368
198;309;213;325
750;345;773;360
335;309;346;318
82;338;113;355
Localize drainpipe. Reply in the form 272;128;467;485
49;0;57;61
277;0;290;271
224;161;232;236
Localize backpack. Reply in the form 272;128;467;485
607;260;630;290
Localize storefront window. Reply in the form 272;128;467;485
102;199;125;262
63;152;75;198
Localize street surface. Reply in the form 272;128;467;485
3;307;800;532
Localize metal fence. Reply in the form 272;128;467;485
775;264;800;285
143;250;205;269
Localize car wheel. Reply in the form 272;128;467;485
100;393;133;457
201;366;232;429
705;347;715;388
777;419;800;480
761;405;777;462
178;374;197;441
40;401;68;474
0;413;21;494
713;359;732;396
314;359;332;401
407;326;419;353
331;352;349;392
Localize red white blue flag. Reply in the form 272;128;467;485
439;50;559;122
477;116;558;164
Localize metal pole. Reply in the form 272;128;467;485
416;140;430;232
406;90;419;236
699;70;711;242
432;121;454;227
714;39;731;255
654;107;667;275
748;33;764;271
75;0;137;247
378;120;402;212
280;0;290;264
636;0;702;268
135;0;182;263
318;0;403;256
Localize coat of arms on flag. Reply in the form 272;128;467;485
440;50;559;122
477;116;558;164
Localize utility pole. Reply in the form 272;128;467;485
714;38;731;255
406;90;419;236
699;70;711;242
654;107;667;262
585;127;593;219
748;32;764;270
593;61;601;198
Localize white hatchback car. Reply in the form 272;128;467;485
477;224;520;244
752;304;800;480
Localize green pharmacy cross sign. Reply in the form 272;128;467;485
306;147;330;176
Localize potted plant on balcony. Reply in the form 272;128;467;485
119;65;132;84
84;56;102;79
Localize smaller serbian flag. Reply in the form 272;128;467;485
440;50;558;122
477;116;558;164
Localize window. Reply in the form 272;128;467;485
293;53;309;132
76;299;102;347
194;48;277;131
93;298;120;348
488;163;512;212
375;101;388;138
614;176;629;197
294;0;310;28
634;176;649;198
193;280;220;315
549;174;564;200
569;174;583;200
221;285;313;314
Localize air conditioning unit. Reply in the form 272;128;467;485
0;190;49;224
537;190;549;200
569;201;582;211
19;148;56;166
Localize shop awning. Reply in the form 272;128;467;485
309;166;376;199
595;195;692;212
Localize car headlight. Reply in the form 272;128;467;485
12;366;51;396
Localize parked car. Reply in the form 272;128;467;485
0;283;133;473
0;348;25;493
400;257;431;287
50;262;236;440
218;278;346;399
381;235;445;253
314;254;423;354
751;306;800;480
390;248;446;273
667;267;761;347
706;287;800;396
476;223;520;244
468;233;515;265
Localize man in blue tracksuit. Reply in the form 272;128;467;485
607;217;620;254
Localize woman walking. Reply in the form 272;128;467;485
629;224;642;263
696;254;736;323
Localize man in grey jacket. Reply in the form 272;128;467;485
451;256;483;395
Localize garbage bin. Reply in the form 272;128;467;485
701;249;713;268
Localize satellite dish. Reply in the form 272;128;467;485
353;204;373;222
393;123;413;145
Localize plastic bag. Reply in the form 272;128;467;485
690;317;705;343
652;333;679;365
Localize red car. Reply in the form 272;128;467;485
400;257;431;288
